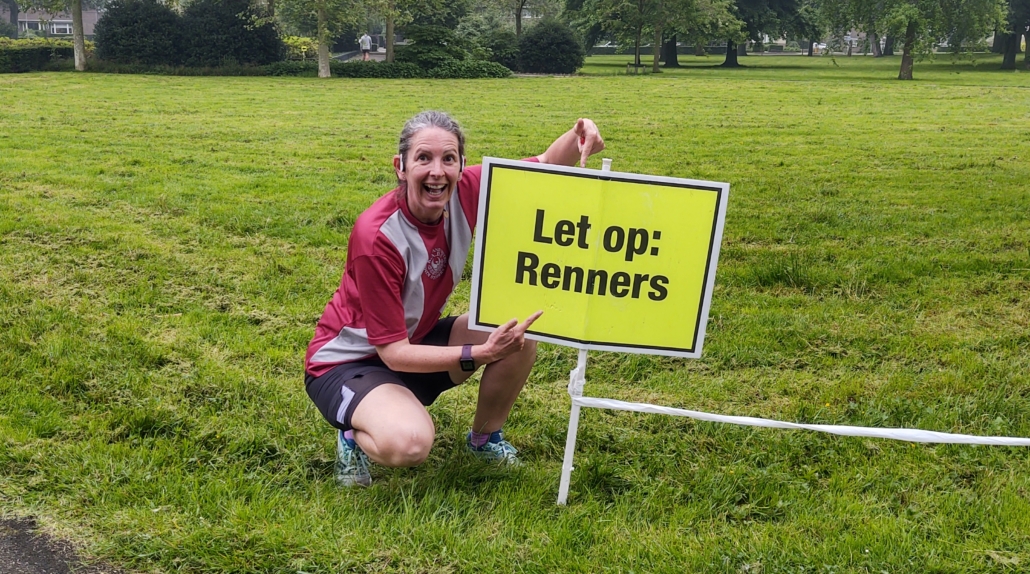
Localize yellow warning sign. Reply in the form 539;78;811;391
469;158;729;357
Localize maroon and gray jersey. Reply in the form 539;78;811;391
305;165;487;377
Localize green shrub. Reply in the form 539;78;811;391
270;60;507;79
0;41;74;73
85;60;271;76
0;20;17;40
180;0;284;67
484;29;519;71
94;0;183;66
266;60;318;76
395;25;473;69
282;36;317;60
330;61;424;78
427;59;512;78
517;18;584;74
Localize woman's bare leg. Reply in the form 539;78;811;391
349;384;435;467
447;314;538;434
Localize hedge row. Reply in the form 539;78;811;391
85;59;511;78
1;40;511;78
0;44;74;73
267;60;511;78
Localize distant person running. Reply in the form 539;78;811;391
359;33;372;61
305;110;605;486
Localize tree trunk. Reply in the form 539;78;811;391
870;31;882;57
4;0;18;38
737;41;747;56
694;42;706;56
897;20;916;80
71;0;86;71
991;27;1005;53
385;14;395;63
722;40;739;66
316;0;331;78
515;1;522;37
634;25;641;67
1025;32;1030;68
1001;32;1018;69
883;35;894;55
652;25;662;73
662;34;679;67
807;39;814;56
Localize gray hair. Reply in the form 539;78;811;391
397;110;466;169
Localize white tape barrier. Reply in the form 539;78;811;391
574;397;1030;446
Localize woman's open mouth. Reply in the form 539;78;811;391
423;183;448;198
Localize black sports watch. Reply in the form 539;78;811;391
460;344;476;372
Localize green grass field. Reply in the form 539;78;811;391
1;54;1030;572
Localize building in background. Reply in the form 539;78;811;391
0;6;100;38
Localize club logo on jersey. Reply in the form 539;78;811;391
425;247;447;280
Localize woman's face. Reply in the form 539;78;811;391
394;127;463;225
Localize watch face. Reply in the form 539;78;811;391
460;359;475;372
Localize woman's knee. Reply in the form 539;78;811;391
374;425;435;467
512;338;538;366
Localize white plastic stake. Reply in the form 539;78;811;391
557;158;611;505
557;348;587;505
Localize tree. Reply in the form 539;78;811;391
649;0;738;71
2;0;19;39
94;0;182;66
819;0;1004;79
1000;0;1030;69
583;0;660;68
358;0;469;63
577;0;737;69
280;0;360;76
786;0;824;56
407;0;472;28
180;0;284;67
518;16;584;72
395;24;474;68
361;0;415;62
721;0;797;67
671;0;739;60
24;0;95;69
454;0;520;68
878;0;1005;79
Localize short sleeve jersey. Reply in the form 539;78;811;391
305;161;535;378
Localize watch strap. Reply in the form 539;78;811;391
460;344;475;372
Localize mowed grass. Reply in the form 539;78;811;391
1;55;1029;572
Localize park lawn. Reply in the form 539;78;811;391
1;56;1029;572
581;52;1030;86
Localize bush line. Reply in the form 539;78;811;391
1;48;512;78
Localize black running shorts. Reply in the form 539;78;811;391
304;317;458;431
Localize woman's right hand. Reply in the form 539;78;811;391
479;311;543;363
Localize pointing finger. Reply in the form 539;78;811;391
515;310;543;334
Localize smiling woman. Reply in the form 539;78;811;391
303;110;605;487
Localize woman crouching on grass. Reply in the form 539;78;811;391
304;110;605;487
